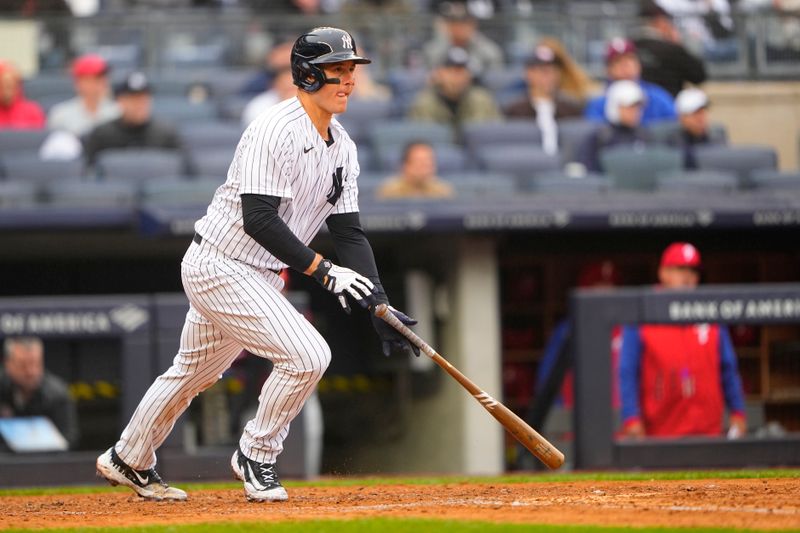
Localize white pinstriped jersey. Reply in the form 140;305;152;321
194;97;360;272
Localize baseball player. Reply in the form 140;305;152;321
96;27;418;503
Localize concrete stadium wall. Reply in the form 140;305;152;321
706;81;800;171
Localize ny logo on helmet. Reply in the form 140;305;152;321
341;34;353;50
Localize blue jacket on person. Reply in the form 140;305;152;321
584;80;677;125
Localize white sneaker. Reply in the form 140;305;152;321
231;447;288;502
96;447;187;501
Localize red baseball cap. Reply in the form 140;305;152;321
605;38;637;64
660;242;702;269
71;54;109;78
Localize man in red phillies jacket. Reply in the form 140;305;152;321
0;61;45;129
619;242;747;439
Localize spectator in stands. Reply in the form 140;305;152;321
657;0;738;62
241;66;296;127
83;72;182;167
0;337;78;449
584;38;676;126
239;39;294;97
665;87;722;169
423;1;504;76
504;43;586;155
48;54;120;137
351;62;392;102
632;0;707;98
619;242;747;439
377;141;454;199
408;46;502;141
576;80;652;174
0;61;45;130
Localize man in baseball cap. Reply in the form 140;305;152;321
48;54;119;137
584;37;676;126
619;241;747;440
83;71;182;167
666;88;723;169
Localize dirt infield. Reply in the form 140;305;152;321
2;478;799;530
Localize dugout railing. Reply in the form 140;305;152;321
569;283;800;470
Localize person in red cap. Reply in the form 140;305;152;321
619;242;747;439
583;37;676;126
0;60;45;130
48;54;120;137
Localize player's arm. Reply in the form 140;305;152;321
240;194;375;312
326;212;419;357
618;325;645;438
718;326;746;436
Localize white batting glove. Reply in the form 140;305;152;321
311;259;376;313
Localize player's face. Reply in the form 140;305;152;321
315;61;357;115
658;266;700;289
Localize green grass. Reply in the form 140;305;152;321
3;519;797;533
1;468;798;497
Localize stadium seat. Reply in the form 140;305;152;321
0;155;84;183
0;130;50;154
385;68;429;114
335;99;394;146
656;170;738;194
375;143;471;174
0;180;38;208
96;149;185;182
180;122;242;152
647;121;728;144
44;180;137;207
462;121;542;153
695;145;778;189
441;171;517;197
21;75;73;102
476;145;562;184
152;97;217;124
140;176;221;206
190;149;234;178
600;145;683;191
530;174;609;194
750;169;800;191
218;95;251;122
369;120;454;159
557;119;600;164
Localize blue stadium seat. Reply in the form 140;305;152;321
557;119;600;164
44;179;137;207
140;176;221;206
600;145;683;191
530;175;609;194
21;76;73;102
180;122;242;152
462;121;542;153
657;170;738;194
695;145;778;189
385;68;429;115
0;155;84;183
190;149;234;178
750;169;800;191
0;180;38;208
476;145;562;184
96;149;185;182
152;97;217;124
0;130;50;154
375;143;471;174
441;171;517;197
335;99;394;146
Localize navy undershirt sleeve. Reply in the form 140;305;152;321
241;194;316;272
326;212;388;303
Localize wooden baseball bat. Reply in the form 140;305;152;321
374;304;565;470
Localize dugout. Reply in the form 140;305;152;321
0;293;319;487
570;284;800;470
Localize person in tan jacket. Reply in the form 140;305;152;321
377;141;454;200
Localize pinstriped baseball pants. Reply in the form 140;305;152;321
115;239;331;469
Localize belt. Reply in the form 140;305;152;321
193;232;282;276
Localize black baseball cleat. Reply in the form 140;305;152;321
231;447;288;502
96;447;187;501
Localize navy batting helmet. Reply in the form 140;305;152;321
291;27;371;93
